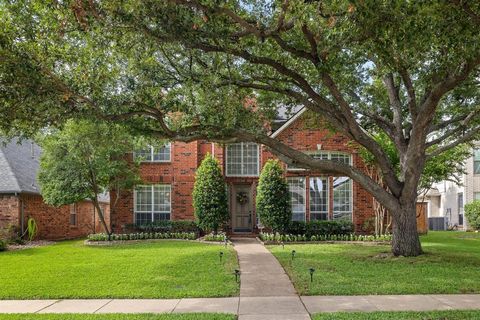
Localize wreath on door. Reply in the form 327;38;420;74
236;192;248;205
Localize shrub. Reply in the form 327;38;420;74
87;232;197;242
465;200;480;230
285;220;354;237
128;220;199;233
256;160;291;233
193;154;229;233
204;232;227;242
0;239;6;251
258;232;392;243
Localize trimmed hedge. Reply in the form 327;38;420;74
204;232;228;242
0;239;6;251
259;232;392;242
124;220;199;233
286;220;354;237
87;232;197;242
465;200;480;230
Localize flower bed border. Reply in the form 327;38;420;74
257;237;391;246
84;238;234;246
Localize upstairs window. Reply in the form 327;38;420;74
226;143;259;176
288;177;306;221
287;151;351;171
474;149;480;174
135;143;171;162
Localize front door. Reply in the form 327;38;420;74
232;184;253;233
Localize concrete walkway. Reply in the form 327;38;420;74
233;237;310;320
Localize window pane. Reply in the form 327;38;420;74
330;153;351;165
134;148;152;162
309;177;328;220
288;177;306;221
135;186;152;212
153;143;171;162
475;161;480;174
475;192;480;200
312;152;329;160
474;149;480;160
243;143;259;175
333;177;352;220
153;185;171;213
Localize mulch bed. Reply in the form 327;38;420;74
6;240;56;251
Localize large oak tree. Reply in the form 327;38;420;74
1;0;480;256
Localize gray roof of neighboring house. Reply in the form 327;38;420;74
0;138;110;203
0;138;42;194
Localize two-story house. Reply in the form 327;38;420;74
110;108;375;234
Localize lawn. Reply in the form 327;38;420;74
0;315;235;320
269;231;480;295
0;240;238;299
312;310;480;320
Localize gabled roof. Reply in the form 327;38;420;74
270;107;306;138
0;138;41;194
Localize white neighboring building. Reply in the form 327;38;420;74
421;146;480;230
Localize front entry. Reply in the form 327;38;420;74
231;184;253;233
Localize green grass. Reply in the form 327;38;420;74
0;314;235;320
269;231;480;295
0;240;238;299
313;310;480;320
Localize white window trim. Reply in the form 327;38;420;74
225;143;260;177
474;148;480;175
286;151;352;171
69;204;77;226
332;176;353;221
287;177;307;222
309;176;329;220
133;143;172;163
133;184;172;224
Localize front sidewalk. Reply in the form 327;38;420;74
1;294;480;315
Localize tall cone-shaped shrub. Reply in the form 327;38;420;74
193;153;229;233
256;159;291;233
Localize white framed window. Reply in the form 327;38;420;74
288;177;306;221
287;151;351;171
226;143;259;176
333;177;352;220
475;192;480;201
69;204;77;226
134;184;171;225
309;177;329;220
474;149;480;174
134;143;171;162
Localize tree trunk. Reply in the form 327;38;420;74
391;204;423;256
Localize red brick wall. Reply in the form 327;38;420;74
0;194;20;233
18;194;110;240
111;112;375;233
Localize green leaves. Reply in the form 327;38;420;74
192;153;229;233
256;159;291;233
465;200;480;231
38;119;140;207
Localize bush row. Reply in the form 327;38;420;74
203;232;227;242
123;221;199;233
87;232;197;242
259;232;392;242
285;220;354;237
0;239;6;251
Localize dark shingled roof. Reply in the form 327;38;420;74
0;138;109;203
0;138;42;194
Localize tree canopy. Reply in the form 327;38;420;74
1;0;480;256
38;119;140;235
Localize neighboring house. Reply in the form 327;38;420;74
421;145;480;230
0;138;110;240
111;108;376;234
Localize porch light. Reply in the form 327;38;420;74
291;250;296;260
234;269;241;282
309;268;315;282
224;238;228;248
281;241;285;249
219;251;224;262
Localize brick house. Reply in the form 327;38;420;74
111;108;375;234
0;138;110;240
